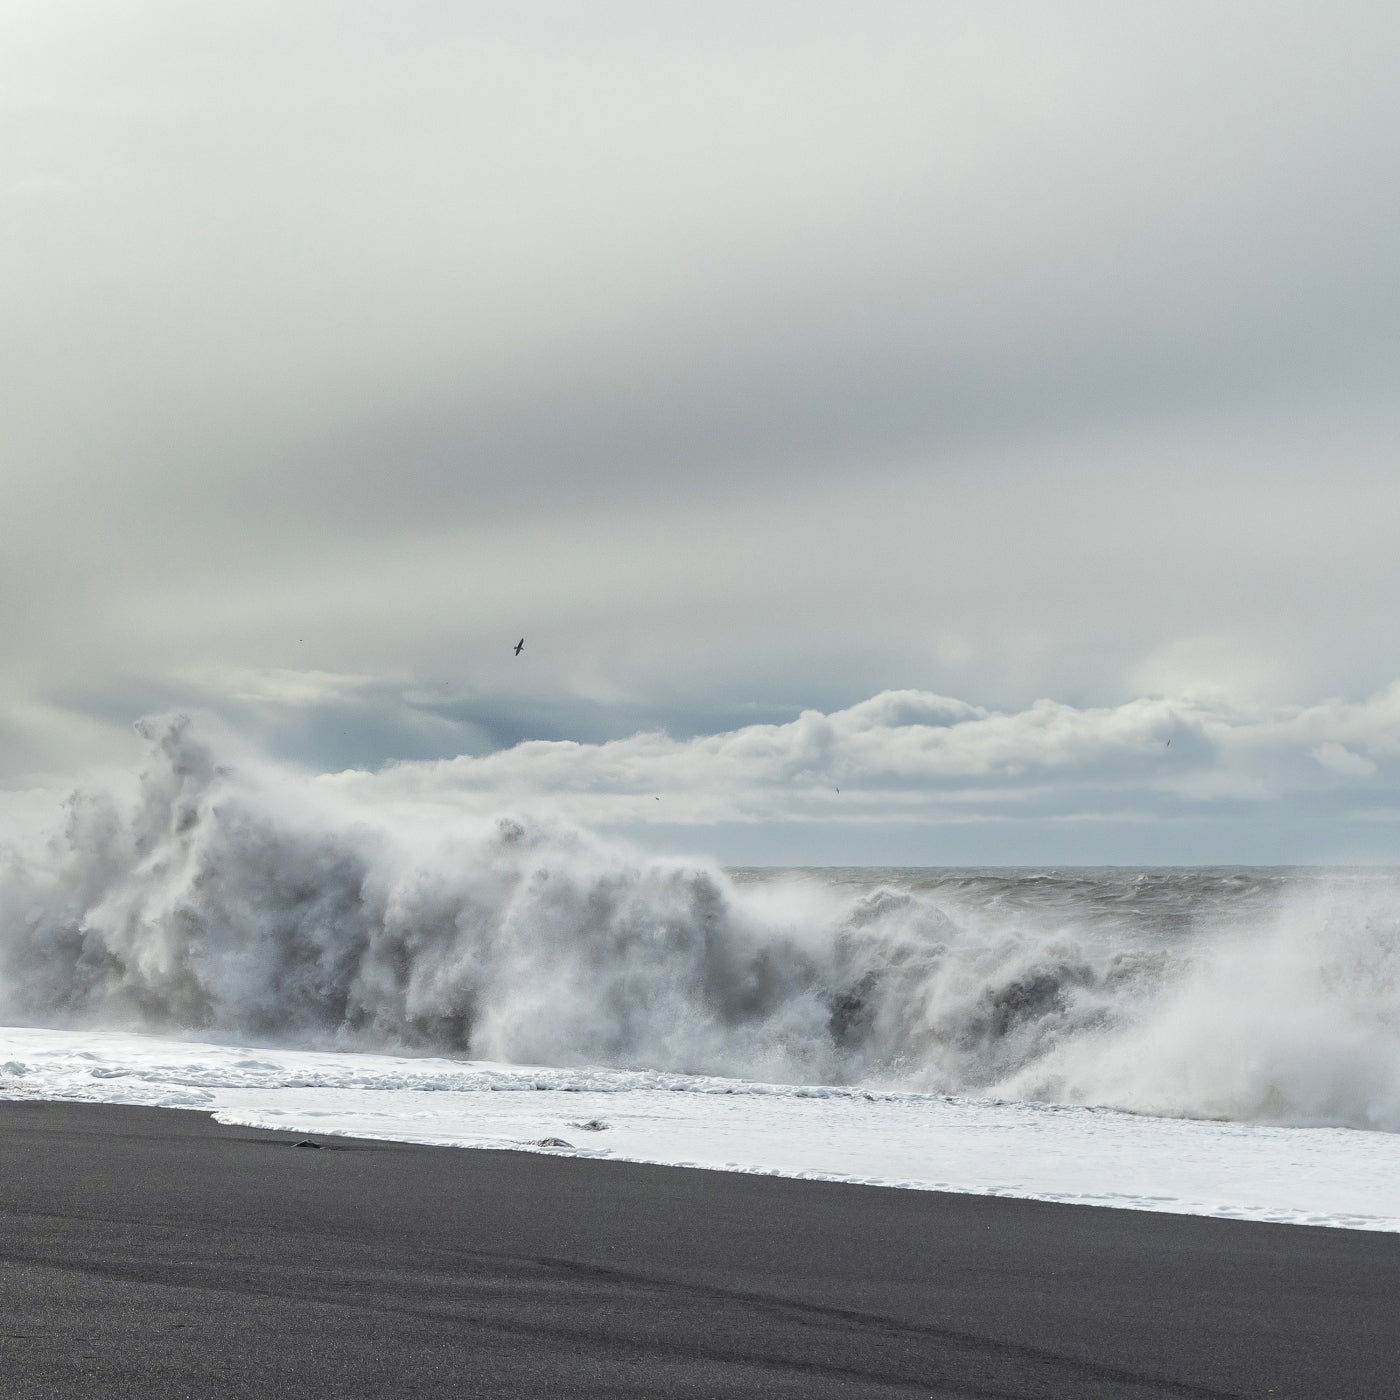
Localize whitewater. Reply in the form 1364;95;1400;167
2;715;1398;1231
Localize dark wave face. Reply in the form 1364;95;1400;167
2;717;1399;1130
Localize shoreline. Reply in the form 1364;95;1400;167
2;1099;1398;1398
6;1022;1399;1236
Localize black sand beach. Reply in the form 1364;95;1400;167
0;1101;1395;1398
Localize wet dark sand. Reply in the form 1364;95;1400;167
0;1100;1396;1398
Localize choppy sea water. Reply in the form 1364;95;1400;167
728;863;1400;1130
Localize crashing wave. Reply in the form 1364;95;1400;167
1;715;1398;1130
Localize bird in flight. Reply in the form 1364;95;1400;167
514;638;525;656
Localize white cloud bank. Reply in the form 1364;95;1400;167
319;684;1400;860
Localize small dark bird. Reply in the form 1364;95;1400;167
514;638;525;656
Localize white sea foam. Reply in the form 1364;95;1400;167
1;716;1398;1134
2;1024;1398;1232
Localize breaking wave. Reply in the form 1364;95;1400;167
1;716;1398;1130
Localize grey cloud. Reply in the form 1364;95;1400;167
4;2;1400;849
12;5;1399;507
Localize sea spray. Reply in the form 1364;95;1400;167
2;715;1398;1129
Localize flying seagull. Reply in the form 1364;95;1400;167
514;638;524;656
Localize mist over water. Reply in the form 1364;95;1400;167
2;717;1398;1131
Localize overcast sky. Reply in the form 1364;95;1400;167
5;2;1400;862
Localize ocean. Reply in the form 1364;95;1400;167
1;719;1398;1229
